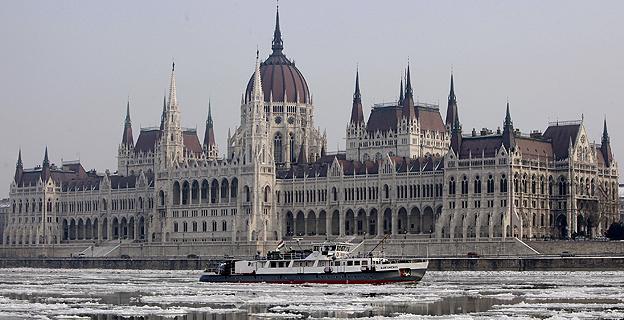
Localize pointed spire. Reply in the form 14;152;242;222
350;67;364;124
204;100;216;148
445;72;459;127
402;62;416;119
272;3;284;54
297;142;307;164
122;100;134;147
17;148;22;167
502;101;515;151
398;77;404;105
167;61;177;110
602;117;610;144
601;117;613;167
43;146;49;167
14;149;23;183
41;147;50;182
160;93;166;131
251;50;264;101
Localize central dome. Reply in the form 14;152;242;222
244;8;310;104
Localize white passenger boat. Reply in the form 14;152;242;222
199;240;428;284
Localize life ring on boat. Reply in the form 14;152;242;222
324;266;333;273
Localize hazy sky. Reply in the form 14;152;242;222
1;1;623;197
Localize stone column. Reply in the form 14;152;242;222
391;209;398;236
377;210;383;237
338;210;345;237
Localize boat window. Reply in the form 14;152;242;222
278;261;284;268
270;261;276;268
354;261;360;266
362;261;368;266
347;261;353;266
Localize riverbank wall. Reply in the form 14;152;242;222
1;256;623;271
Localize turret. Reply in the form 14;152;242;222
445;73;459;128
502;102;515;151
349;68;364;125
601;118;613;167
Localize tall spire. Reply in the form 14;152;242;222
271;3;284;54
601;117;613;167
167;62;177;110
350;67;364;124
398;77;404;105
445;72;459;127
502;101;515;150
204;100;216;148
160;93;166;131
602;117;610;144
121;100;134;147
251;50;264;101
14;149;23;183
42;147;50;182
43;146;49;167
402;62;416;119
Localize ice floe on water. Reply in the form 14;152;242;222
0;268;623;319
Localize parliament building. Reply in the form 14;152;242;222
2;8;619;247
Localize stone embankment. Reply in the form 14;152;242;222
2;239;623;271
1;256;623;271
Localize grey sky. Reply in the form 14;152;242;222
1;0;622;197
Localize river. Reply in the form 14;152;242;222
0;268;622;319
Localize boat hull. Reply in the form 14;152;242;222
199;267;427;284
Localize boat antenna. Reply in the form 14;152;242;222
367;234;390;257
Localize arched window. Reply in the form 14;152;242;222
274;133;283;163
461;176;468;195
212;221;218;232
289;133;296;163
264;186;270;202
183;221;188;232
202;221;207;232
192;221;197;232
173;222;179;232
448;177;456;195
384;184;390;199
473;176;482;194
487;175;494;193
531;176;536;194
222;220;227;231
332;187;338;201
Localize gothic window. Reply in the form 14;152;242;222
548;176;554;195
474;176;482;194
449;177;456;195
540;176;545;194
183;221;188;232
461;176;468;195
384;184;390;199
274;133;283;163
192;221;197;232
289;133;296;163
558;177;567;196
332;187;337;201
531;176;536;194
202;221;207;232
222;220;227;231
500;174;508;193
212;221;218;232
173;222;178;232
487;175;494;193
